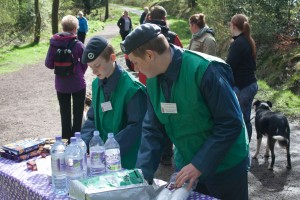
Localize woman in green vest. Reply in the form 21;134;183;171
121;24;249;200
80;36;147;169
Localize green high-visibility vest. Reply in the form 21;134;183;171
92;70;145;169
147;50;249;173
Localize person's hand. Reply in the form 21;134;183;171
175;164;202;190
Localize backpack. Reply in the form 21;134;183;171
54;39;78;76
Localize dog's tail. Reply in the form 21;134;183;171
272;135;286;141
273;136;289;147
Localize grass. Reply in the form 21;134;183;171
256;80;300;117
167;18;191;47
88;20;105;35
0;43;49;74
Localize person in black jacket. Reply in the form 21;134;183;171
139;7;149;24
117;10;132;41
226;14;258;142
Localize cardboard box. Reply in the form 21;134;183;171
69;169;155;200
0;146;49;162
2;138;45;155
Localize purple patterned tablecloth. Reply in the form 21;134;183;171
0;156;69;200
0;156;217;200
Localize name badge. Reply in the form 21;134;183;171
101;101;112;112
161;103;177;114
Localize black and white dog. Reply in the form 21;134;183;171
252;100;291;170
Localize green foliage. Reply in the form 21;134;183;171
88;20;105;35
167;18;190;47
257;45;300;96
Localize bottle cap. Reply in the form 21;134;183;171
93;130;100;136
70;137;77;143
55;136;62;141
75;132;81;137
108;132;114;138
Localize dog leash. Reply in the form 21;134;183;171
250;116;255;121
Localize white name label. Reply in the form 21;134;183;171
101;101;112;112
161;103;178;114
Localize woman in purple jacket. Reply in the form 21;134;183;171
45;15;88;142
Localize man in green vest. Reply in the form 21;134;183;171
121;24;249;200
80;36;147;169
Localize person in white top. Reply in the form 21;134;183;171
117;10;133;40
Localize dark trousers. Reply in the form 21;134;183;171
120;30;130;41
57;88;86;142
162;136;173;158
77;31;86;44
195;157;248;200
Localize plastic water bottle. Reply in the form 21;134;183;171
89;130;106;176
64;137;84;191
75;132;87;177
51;136;67;195
104;132;121;172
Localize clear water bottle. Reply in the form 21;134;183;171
64;137;84;191
51;136;67;195
75;132;88;177
89;130;106;176
104;132;122;172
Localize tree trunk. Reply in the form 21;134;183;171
104;0;109;21
188;0;196;7
52;0;59;35
34;0;41;44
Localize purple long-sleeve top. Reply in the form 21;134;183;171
45;32;88;93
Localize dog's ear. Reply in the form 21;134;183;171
253;100;260;107
266;101;272;108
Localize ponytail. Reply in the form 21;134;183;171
231;14;256;59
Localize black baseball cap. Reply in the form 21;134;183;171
82;36;108;64
120;23;161;54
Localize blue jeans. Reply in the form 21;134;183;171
234;82;258;141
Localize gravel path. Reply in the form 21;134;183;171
0;19;299;200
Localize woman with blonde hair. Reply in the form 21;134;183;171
45;15;87;142
188;13;216;56
226;14;258;142
117;10;132;40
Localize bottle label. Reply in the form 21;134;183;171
105;149;121;171
65;158;83;173
51;157;65;174
90;151;105;166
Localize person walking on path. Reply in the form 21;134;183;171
188;13;217;56
117;10;132;41
226;13;258;142
45;15;88;143
139;7;149;24
77;11;89;44
80;36;147;169
121;23;249;200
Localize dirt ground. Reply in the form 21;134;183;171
0;23;299;200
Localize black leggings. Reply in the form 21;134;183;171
77;31;86;44
57;88;86;142
120;30;130;41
